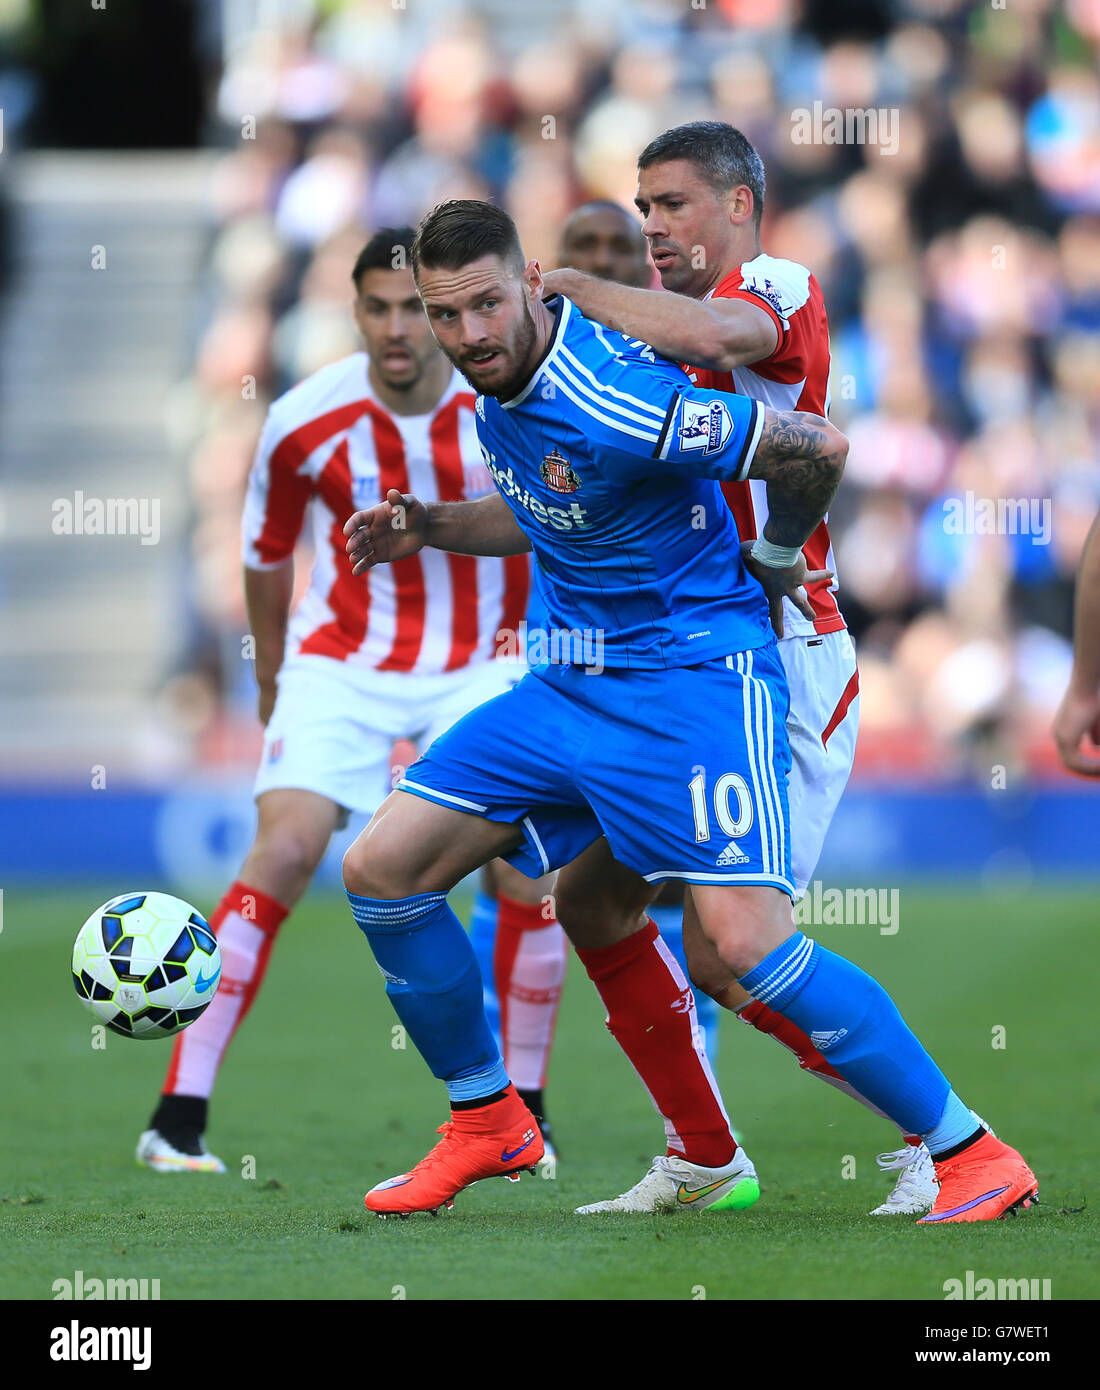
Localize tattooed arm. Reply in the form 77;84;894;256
738;409;847;635
745;409;848;549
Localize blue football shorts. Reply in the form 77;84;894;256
395;640;793;893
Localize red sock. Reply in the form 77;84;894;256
738;998;841;1078
163;881;288;1097
493;894;565;1091
738;998;903;1131
576;919;735;1168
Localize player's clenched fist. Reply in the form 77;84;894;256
344;488;430;574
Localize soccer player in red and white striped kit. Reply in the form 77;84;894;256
541;122;991;1216
137;228;545;1170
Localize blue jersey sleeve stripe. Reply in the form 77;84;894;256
544;366;661;444
731;399;765;481
558;344;668;423
553;352;667;433
556;350;667;430
654;394;679;460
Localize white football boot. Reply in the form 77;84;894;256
136;1128;226;1174
869;1143;937;1215
575;1148;760;1214
869;1111;992;1215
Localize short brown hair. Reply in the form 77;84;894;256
638;121;766;227
412;200;525;279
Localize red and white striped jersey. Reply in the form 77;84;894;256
242;353;530;675
691;254;845;637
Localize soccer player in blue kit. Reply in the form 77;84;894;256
341;200;1038;1224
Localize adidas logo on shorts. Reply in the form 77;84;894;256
715;841;750;867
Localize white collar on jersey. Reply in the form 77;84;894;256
500;295;573;410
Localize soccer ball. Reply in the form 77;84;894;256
72;892;221;1040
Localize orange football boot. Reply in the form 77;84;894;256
917;1130;1038;1224
365;1084;544;1217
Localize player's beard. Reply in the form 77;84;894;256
453;295;540;400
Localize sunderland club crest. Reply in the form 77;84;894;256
539;448;581;493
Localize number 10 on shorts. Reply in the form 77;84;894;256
687;772;754;843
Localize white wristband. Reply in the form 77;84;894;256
750;537;801;569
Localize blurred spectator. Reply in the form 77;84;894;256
170;0;1099;783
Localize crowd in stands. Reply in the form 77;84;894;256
166;0;1100;781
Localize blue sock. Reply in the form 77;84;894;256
347;890;509;1103
739;932;953;1137
649;902;721;1067
922;1093;982;1156
468;890;501;1048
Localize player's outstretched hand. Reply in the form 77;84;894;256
344;489;430;574
1052;687;1100;777
740;541;832;640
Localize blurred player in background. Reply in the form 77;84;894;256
136;227;534;1172
1053;510;1100;776
557;200;653;289
541;121;966;1215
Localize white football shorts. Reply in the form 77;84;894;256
253;654;518;818
780;627;860;897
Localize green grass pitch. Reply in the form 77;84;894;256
1;882;1096;1301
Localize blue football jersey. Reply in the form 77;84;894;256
475;296;772;668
